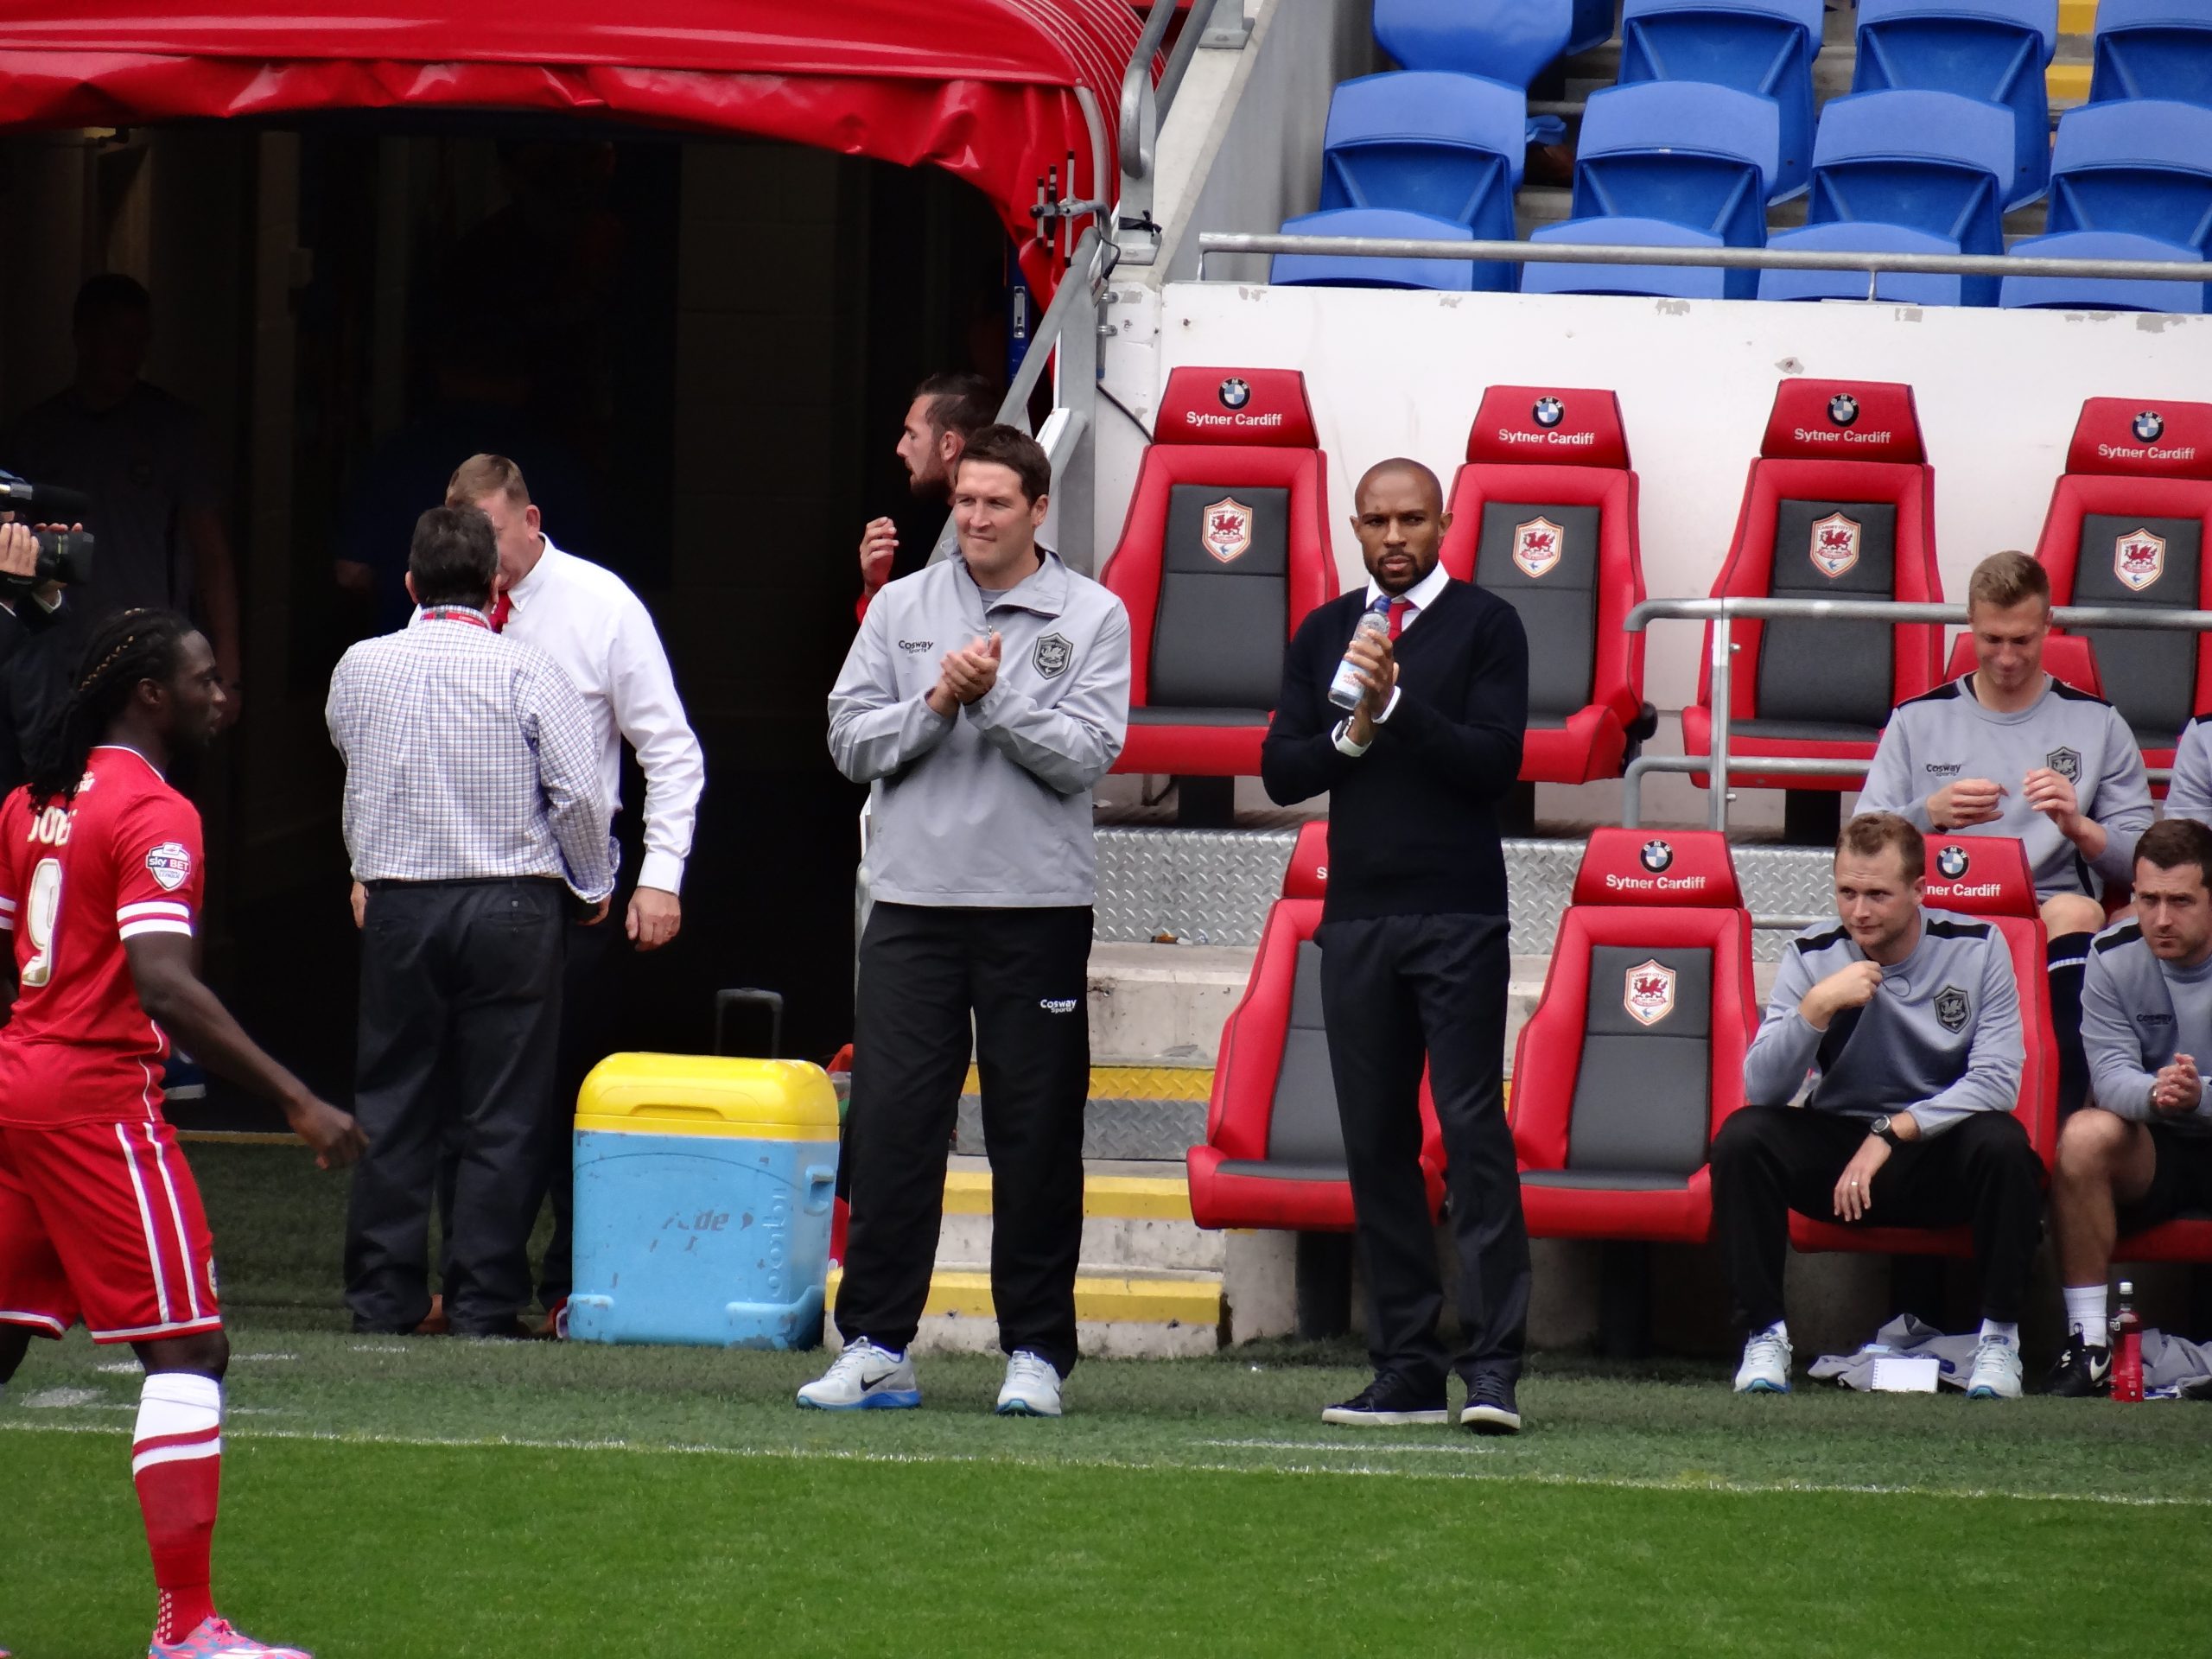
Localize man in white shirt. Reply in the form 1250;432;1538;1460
446;453;706;1324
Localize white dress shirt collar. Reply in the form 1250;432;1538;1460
1362;556;1451;624
505;534;563;614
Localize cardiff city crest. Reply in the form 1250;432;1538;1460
1624;959;1678;1027
1512;516;1565;579
1809;512;1861;579
1202;498;1255;564
2114;527;2165;592
1935;984;1969;1034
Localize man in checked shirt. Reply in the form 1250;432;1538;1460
326;505;613;1338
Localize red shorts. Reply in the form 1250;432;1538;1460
0;1119;223;1344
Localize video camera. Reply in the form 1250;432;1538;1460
0;471;94;588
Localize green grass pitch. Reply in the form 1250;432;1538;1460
4;1145;2209;1657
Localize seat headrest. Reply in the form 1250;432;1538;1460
1465;385;1630;470
1920;835;2038;918
1759;379;1925;464
1570;828;1744;908
1283;820;1329;899
2065;397;2212;481
1157;367;1319;449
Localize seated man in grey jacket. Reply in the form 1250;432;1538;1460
2047;819;2212;1396
1712;811;2042;1400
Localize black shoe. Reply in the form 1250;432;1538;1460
2044;1339;2112;1397
1321;1373;1448;1427
1461;1373;1522;1435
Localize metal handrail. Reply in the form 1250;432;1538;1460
927;228;1105;572
1622;596;2212;830
1116;0;1249;265
1195;231;2212;292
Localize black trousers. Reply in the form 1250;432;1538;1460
345;879;565;1335
432;899;617;1308
1319;911;1529;1389
1709;1105;2044;1332
836;902;1091;1376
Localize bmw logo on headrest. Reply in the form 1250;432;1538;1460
1533;397;1565;429
1827;393;1859;428
2136;410;2165;443
1217;377;1251;410
1936;844;1969;880
1640;838;1673;874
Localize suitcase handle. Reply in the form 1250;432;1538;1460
714;988;784;1058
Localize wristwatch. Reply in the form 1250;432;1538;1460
1870;1115;1903;1147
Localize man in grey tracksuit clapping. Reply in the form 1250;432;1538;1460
801;423;1129;1420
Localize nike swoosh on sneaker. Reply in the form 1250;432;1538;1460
859;1367;899;1389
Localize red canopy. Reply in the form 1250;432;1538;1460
0;0;1144;293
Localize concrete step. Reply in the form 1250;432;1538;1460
1086;940;1251;1062
935;1160;1224;1274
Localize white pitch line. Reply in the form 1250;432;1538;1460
3;1417;2205;1509
1202;1438;1499;1457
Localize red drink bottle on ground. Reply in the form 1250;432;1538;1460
2113;1280;2144;1402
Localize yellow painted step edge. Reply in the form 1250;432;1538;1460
2049;62;2091;105
961;1063;1213;1103
825;1267;1220;1325
2058;0;2097;35
942;1169;1193;1222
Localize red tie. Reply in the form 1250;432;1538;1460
486;593;512;632
1386;597;1412;642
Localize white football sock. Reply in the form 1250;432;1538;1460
2063;1284;2109;1347
1977;1319;2018;1347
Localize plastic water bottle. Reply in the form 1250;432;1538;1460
2112;1280;2144;1402
1327;601;1393;712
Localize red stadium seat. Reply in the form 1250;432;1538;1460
1185;821;1446;1230
2030;397;2212;788
1943;628;2103;696
1510;828;1758;1245
1787;833;2059;1260
1438;386;1653;784
1681;378;1945;791
1103;367;1338;778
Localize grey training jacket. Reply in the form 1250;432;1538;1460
1857;673;2152;900
2083;922;2212;1136
829;550;1129;907
1744;909;2024;1136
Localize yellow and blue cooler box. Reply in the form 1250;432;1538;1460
568;1053;838;1348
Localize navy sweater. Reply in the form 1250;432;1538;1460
1261;580;1527;922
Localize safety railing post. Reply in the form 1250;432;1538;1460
1707;613;1732;833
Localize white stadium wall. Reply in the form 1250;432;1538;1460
1096;287;2212;821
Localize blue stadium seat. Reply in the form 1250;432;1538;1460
1790;89;2013;302
2043;99;2212;251
1618;0;1825;199
1852;0;2060;207
1999;229;2212;310
1319;72;1526;243
1526;80;1779;299
1567;0;1620;53
1758;221;1980;304
1521;218;1733;300
2090;0;2212;108
1373;0;1576;88
1269;207;1481;290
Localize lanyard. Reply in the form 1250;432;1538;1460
419;606;493;632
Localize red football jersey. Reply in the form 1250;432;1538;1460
0;745;204;1127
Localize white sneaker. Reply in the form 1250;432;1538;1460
795;1338;920;1410
995;1350;1064;1417
1733;1327;1793;1394
1965;1335;2023;1400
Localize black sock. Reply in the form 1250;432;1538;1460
2047;931;2095;1118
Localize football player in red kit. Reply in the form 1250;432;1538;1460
0;609;365;1659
